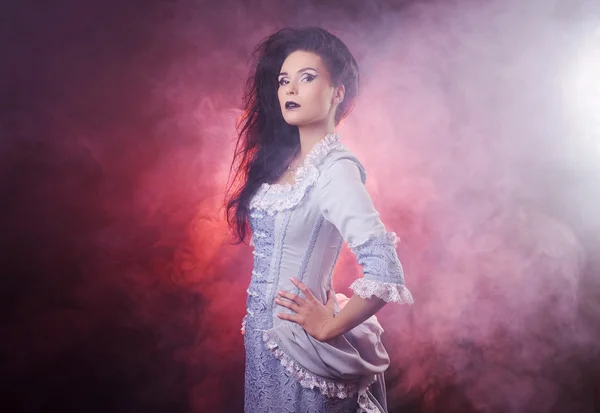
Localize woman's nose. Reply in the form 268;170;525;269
286;85;297;95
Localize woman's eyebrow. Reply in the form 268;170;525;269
278;67;318;76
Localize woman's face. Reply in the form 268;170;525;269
277;50;342;127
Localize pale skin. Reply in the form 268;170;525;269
272;50;387;342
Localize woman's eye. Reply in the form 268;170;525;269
278;78;289;86
301;74;316;82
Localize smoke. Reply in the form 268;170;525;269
1;0;599;412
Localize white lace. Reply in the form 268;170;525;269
241;314;247;333
349;278;414;304
262;332;377;400
357;389;381;413
249;132;343;214
347;231;414;304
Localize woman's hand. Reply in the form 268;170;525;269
275;277;336;342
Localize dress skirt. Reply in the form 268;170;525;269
244;326;359;413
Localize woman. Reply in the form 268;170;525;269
225;27;413;413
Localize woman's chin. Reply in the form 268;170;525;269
283;118;305;126
283;115;316;127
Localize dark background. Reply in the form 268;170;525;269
2;0;600;412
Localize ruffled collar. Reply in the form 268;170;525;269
249;132;342;214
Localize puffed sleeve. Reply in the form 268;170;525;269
315;155;414;304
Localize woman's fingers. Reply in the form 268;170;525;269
325;290;336;310
277;289;306;306
290;277;315;300
275;277;324;318
274;297;300;313
277;312;303;324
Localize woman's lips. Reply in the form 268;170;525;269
285;101;301;109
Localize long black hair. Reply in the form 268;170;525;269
225;27;359;244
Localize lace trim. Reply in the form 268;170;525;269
241;314;248;333
249;132;343;214
349;278;414;304
262;332;376;400
357;389;381;413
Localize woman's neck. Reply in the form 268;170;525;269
297;122;335;158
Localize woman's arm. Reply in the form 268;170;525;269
321;294;386;340
276;154;413;341
276;277;386;342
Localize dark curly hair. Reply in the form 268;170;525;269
225;27;359;244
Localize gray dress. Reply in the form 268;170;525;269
243;132;413;413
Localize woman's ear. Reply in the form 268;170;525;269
333;84;345;105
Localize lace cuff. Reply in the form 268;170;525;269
348;232;414;304
350;232;407;282
349;278;414;304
